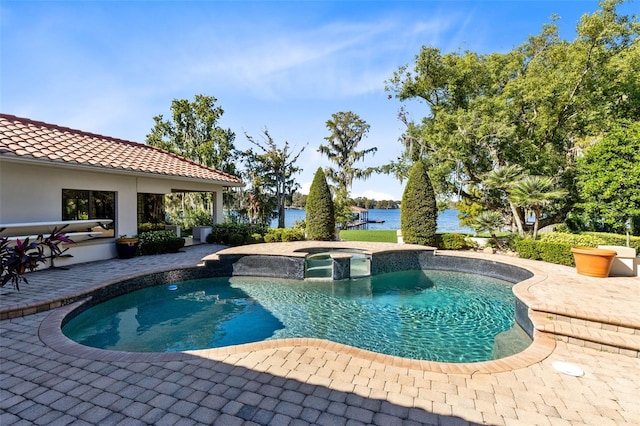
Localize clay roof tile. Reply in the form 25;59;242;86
0;114;243;186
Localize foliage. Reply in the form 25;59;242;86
263;228;305;243
515;239;575;267
241;129;306;228
482;165;526;236
333;189;355;231
137;231;184;255
455;189;485;229
540;231;640;251
146;95;239;218
470;210;507;249
352;197;399;209
437;233;471;250
146;94;238;175
206;223;268;245
401;160;437;246
306;168;335;241
576;121;640;233
385;1;639;230
339;230;397;243
1;228;73;290
540;232;602;247
582;231;640;251
291;192;307;209
319;111;378;195
137;222;166;234
508;176;567;239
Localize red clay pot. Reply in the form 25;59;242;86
571;246;617;278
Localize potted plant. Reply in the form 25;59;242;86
115;235;139;259
1;227;73;290
570;246;617;278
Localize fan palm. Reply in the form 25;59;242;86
509;176;567;239
471;211;506;249
483;164;525;237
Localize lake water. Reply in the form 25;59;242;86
272;208;474;234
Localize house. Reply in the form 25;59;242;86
0;113;243;266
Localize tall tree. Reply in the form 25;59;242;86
146;94;237;175
319;111;377;194
319;111;377;229
401;160;437;246
146;95;239;226
385;0;639;228
576;121;640;233
306;168;335;240
242;129;306;228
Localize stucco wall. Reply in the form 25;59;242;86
0;160;229;264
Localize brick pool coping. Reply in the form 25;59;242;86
32;241;565;375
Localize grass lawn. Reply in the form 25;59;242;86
339;230;397;243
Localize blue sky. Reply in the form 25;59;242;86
0;0;621;200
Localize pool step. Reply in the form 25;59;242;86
529;311;640;358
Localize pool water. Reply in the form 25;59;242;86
63;270;523;362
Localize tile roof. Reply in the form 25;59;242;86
0;114;243;186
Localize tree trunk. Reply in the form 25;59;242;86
532;207;541;240
509;200;525;237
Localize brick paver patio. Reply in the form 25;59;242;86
1;243;639;425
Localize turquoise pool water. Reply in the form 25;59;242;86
63;270;519;362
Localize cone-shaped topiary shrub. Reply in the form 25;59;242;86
306;167;335;240
401;160;437;246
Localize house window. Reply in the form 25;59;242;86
137;193;165;226
62;189;116;237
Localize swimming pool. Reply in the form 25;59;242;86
63;269;528;363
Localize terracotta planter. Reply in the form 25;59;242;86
571;246;617;278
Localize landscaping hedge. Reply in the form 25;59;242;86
138;230;185;255
263;228;305;243
540;231;640;251
437;233;471;250
206;223;268;246
515;239;574;266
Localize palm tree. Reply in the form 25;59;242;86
483;164;525;237
509;176;567;239
471;211;506;250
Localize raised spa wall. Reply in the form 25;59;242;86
61;249;535;340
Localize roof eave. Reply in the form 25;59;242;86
0;154;244;187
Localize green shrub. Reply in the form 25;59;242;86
540;232;601;247
137;222;166;233
138;230;184;255
515;239;574;266
540;231;640;251
582;232;640;251
183;209;214;231
206;223;267;245
401;160;437;246
248;233;264;244
263;228;305;243
228;233;245;246
306;168;335;240
538;242;574;266
438;233;470;250
514;239;542;260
